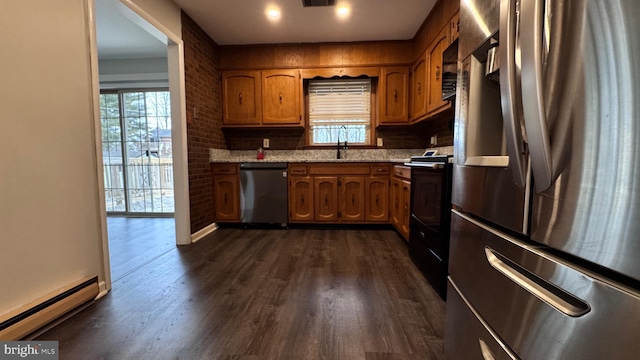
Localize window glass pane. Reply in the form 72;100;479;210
308;78;371;145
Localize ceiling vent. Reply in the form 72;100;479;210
302;0;336;7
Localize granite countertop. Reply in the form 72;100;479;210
210;147;453;164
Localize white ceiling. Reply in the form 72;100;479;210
174;0;436;45
95;0;436;59
95;0;167;59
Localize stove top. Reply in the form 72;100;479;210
409;155;452;163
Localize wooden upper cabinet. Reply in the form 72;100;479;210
262;69;302;125
427;28;451;115
449;12;460;44
411;51;428;121
379;67;410;124
222;71;262;125
443;0;461;28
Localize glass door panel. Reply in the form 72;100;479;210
100;90;173;214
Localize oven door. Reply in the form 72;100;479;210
408;163;452;299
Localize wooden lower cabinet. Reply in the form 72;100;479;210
400;179;411;238
366;176;390;222
289;176;314;221
288;163;389;224
212;163;240;222
391;177;402;229
390;165;411;240
314;176;339;222
340;176;365;222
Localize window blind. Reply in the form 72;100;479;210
308;79;372;145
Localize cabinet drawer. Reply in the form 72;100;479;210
445;279;517;360
212;163;238;175
288;164;307;176
309;164;370;175
392;165;411;179
370;164;390;175
450;210;640;359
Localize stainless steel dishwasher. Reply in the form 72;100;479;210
239;162;288;225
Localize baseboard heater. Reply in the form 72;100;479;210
0;276;99;340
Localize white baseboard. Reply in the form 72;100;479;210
190;222;218;243
96;281;109;300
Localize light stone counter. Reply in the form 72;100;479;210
209;147;453;164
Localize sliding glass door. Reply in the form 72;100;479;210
100;90;174;214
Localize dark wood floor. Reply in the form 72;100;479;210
38;227;445;359
107;216;176;282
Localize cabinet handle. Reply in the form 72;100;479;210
436;66;441;81
393;89;398;102
417;82;422;95
238;92;243;104
279;93;283;104
376;168;385;172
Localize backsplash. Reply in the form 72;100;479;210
222;117;454;151
210;146;453;163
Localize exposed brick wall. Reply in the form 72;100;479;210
182;11;224;234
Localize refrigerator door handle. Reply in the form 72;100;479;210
520;0;554;191
485;247;590;317
499;0;527;188
479;339;498;360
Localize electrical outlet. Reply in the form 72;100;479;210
376;137;383;147
430;135;438;146
263;138;270;148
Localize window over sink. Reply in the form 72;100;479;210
307;78;373;146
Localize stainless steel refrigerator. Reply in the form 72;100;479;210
446;0;640;358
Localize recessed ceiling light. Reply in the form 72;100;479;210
336;5;350;18
266;8;281;20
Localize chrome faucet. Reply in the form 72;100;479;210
336;125;348;159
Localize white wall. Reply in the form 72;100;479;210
99;57;169;89
119;0;193;245
128;0;181;38
0;0;106;315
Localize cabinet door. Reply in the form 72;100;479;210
449;12;460;44
222;71;262;125
314;176;339;222
289;176;314;222
427;28;451;115
411;52;428;121
366;176;389;222
391;177;402;230
213;176;239;221
340;176;365;222
262;69;301;125
400;179;411;240
379;67;410;124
